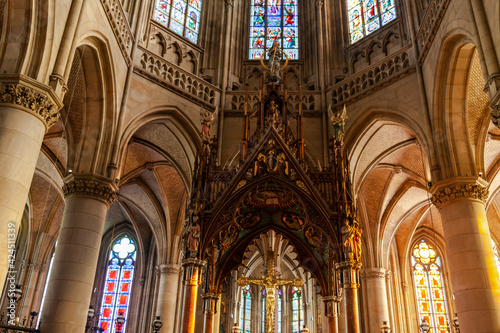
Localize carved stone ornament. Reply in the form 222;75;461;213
224;0;234;7
155;264;182;276
315;0;324;7
490;104;500;129
0;75;62;129
361;269;387;280
62;178;117;206
431;183;488;209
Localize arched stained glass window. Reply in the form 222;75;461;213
249;0;299;60
240;285;252;333
412;240;449;333
99;236;137;333
347;0;397;44
153;0;202;44
492;239;500;277
291;287;303;333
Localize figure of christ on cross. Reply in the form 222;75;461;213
237;251;303;333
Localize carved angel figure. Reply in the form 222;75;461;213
328;104;348;142
200;107;219;140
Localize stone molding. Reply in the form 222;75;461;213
135;47;219;108
329;46;415;108
100;0;133;66
155;263;182;276
62;175;117;206
416;0;451;66
431;182;488;209
490;104;500;129
0;74;62;129
21;260;46;272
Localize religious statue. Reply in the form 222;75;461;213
200;107;219;140
260;41;289;83
182;220;201;257
329;104;348;142
341;220;362;262
237;251;303;333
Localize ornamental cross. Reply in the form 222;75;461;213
237;251;303;333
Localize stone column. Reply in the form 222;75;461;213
323;295;341;333
180;258;205;333
361;268;390;333
202;293;220;333
39;175;116;333
337;261;361;333
432;178;500;333
0;75;61;286
155;264;182;333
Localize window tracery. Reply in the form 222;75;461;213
412;240;450;333
291;287;303;333
98;235;137;333
153;0;202;44
347;0;397;43
249;0;299;60
240;285;252;333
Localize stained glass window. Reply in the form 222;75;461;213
347;0;397;43
492;239;500;277
240;285;252;333
412;240;449;333
249;0;299;60
153;0;202;44
291;287;303;333
98;236;137;333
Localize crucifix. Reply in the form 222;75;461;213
237;251;303;333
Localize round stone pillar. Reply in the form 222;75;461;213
180;258;205;333
39;175;116;333
0;75;61;286
155;264;182;333
361;268;390;333
432;178;500;333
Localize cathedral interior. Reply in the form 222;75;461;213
1;0;500;332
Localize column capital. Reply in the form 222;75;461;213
0;74;62;130
431;177;488;209
62;174;117;206
360;267;389;280
155;263;182;276
181;257;205;269
224;0;234;7
315;0;324;7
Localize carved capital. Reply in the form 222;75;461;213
62;175;117;206
0;75;62;130
315;0;324;7
224;0;234;7
156;263;182;276
431;180;488;209
360;268;387;280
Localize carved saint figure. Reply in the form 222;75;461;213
341;221;362;262
267;41;283;82
200;108;219;140
186;223;201;254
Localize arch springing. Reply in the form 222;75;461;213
98;235;137;333
249;0;299;60
153;0;202;44
412;240;450;333
347;0;397;43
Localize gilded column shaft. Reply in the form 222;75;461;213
337;261;361;333
180;258;205;333
202;293;220;333
323;295;341;333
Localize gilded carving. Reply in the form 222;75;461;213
431;183;488;208
62;179;117;206
0;81;60;128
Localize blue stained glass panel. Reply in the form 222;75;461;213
249;0;298;60
153;0;202;44
347;0;397;43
